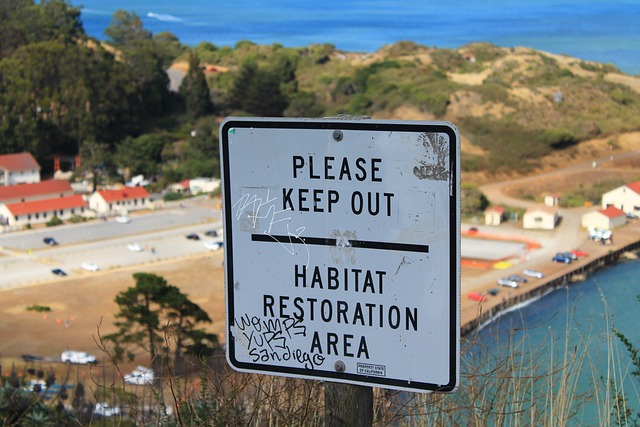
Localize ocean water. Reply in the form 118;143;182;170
69;0;640;75
469;258;640;424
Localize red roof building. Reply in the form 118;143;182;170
0;195;89;226
602;180;640;215
88;186;150;215
0;152;41;186
0;180;74;204
600;206;625;219
582;206;627;230
625;180;640;195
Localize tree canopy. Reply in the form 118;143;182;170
3;0;640;182
0;3;177;175
179;52;213;118
105;272;218;375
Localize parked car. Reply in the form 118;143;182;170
552;253;572;264
588;227;612;242
43;237;58;246
81;262;99;272
204;229;219;237
116;216;130;224
467;292;486;302
61;350;96;364
498;278;519;288
508;274;528;283
204;240;224;251
124;366;155;385
127;243;144;252
27;379;47;392
186;233;200;240
21;354;44;362
51;268;67;276
560;251;578;260
94;402;120;417
523;269;544;279
571;249;589;257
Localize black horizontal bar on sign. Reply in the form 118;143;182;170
251;234;429;253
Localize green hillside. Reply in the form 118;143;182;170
192;40;640;177
2;1;640;185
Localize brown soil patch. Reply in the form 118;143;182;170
170;61;229;73
371;105;434;121
0;254;225;362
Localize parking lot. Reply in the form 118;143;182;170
0;203;222;289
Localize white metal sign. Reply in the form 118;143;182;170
220;117;460;392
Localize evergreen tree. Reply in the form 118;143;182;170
179;52;213;118
104;10;171;116
175;120;219;179
115;132;170;178
105;273;218;376
229;60;288;116
0;0;82;58
103;10;151;47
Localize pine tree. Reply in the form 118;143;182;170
179;52;212;118
105;273;218;377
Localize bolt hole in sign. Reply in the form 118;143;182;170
220;117;460;393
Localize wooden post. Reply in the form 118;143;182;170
325;383;373;426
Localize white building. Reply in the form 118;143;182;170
523;205;559;230
88;186;150;216
189;178;220;195
581;206;627;230
0;195;90;227
484;206;505;226
0;152;41;186
602;180;640;215
544;194;560;207
168;180;191;195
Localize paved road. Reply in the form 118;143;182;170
0;202;222;289
479;150;640;210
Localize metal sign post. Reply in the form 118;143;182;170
220;117;460;394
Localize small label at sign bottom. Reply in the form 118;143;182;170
357;363;386;377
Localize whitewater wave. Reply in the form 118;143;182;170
147;12;182;22
79;8;112;16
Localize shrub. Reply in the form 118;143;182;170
431;49;467;71
461;184;489;216
66;215;86;224
163;192;184;202
463;42;506;63
540;128;578;148
461;154;487;172
26;305;51;312
45;216;63;227
346;94;373;114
